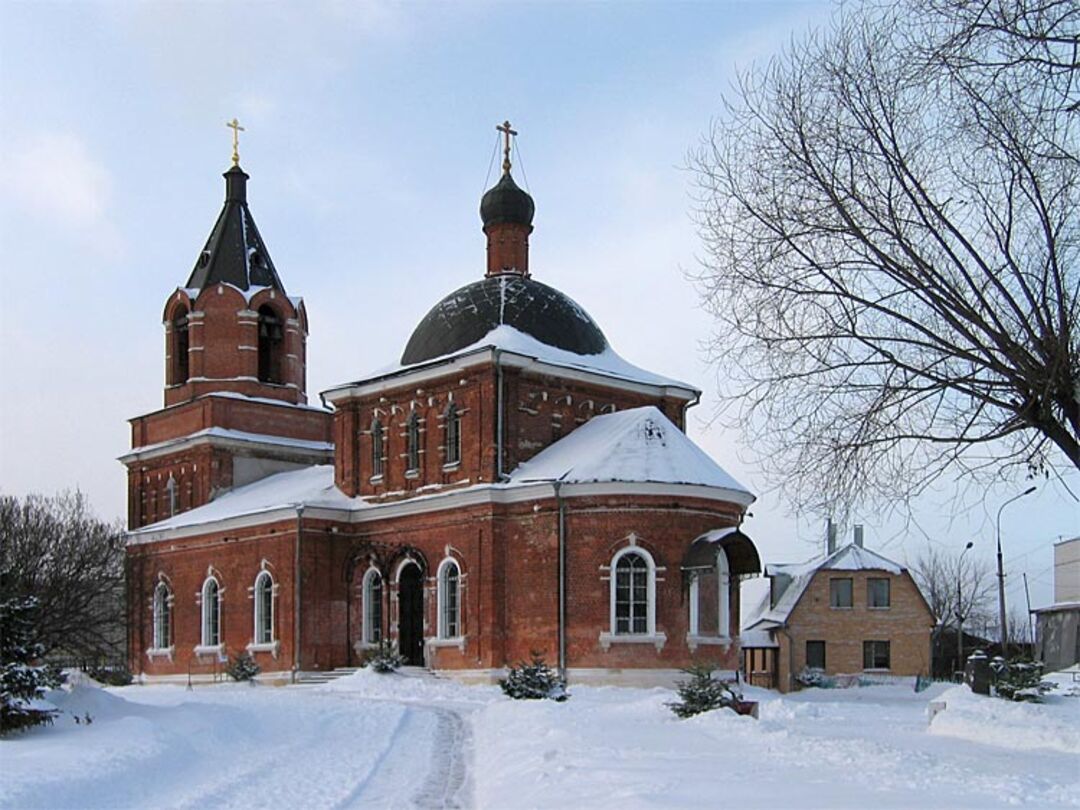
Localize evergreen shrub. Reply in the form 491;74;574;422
668;664;743;718
362;640;405;674
226;652;261;683
1;596;64;734
990;657;1055;702
499;653;568;701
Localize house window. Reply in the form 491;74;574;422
863;640;891;670
406;413;421;473
688;548;730;638
201;577;221;647
829;577;853;608
257;305;283;383
371;418;384;478
363;568;383;644
253;571;274;644
868;578;891;608
172;307;189;385
438;559;460;639
152;582;171;649
806;640;826;670
614;550;651;635
444;404;461;466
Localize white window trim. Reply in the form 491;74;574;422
608;546;657;638
200;576;222;648
436;557;461;640
362;568;383;646
717;547;730;639
193;643;226;661
246;640;280;658
598;631;667;651
152;582;173;650
146;646;174;662
253;570;275;645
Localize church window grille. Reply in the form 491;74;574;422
201;577;222;647
363;569;383;644
444;404;461;466
152;582;172;649
172;307;189;385
371;419;384;478
254;571;274;644
257;305;284;384
437;559;460;639
612;548;654;635
406;413;421;472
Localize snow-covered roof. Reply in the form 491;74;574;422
131;407;754;538
744;543;906;632
120;427;333;462
509;406;752;499
204;391;330;413
143;465;352;532
334;325;695;394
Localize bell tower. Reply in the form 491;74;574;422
121;126;332;530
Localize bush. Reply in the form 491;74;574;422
990;657;1056;702
226;652;261;683
362;640;405;674
84;664;132;687
499;653;567;701
1;596;64;734
668;665;742;718
795;666;835;689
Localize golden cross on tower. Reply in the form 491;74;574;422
496;119;517;175
226;118;245;167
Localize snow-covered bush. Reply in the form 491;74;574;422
499;653;568;701
1;595;64;734
84;663;132;687
668;665;742;718
795;667;835;689
362;640;405;674
990;657;1055;703
226;652;261;683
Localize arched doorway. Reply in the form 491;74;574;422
398;563;425;666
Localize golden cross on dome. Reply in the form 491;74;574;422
496;119;517;175
226;118;246;166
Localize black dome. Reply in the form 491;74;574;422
401;276;608;365
480;173;535;228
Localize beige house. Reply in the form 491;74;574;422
742;539;934;692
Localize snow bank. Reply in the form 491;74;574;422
929;678;1080;755
318;665;499;705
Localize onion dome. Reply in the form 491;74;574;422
480;172;535;229
401;275;608;365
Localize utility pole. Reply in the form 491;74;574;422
957;541;973;675
996;486;1036;653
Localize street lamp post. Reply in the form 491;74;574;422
996;486;1037;653
956;541;973;675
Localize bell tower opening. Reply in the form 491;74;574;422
257;305;284;384
171;306;190;385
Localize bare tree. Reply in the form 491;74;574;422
690;0;1078;514
910;545;995;628
0;493;126;663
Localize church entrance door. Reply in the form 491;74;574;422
398;563;425;666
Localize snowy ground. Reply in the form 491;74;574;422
3;669;1078;809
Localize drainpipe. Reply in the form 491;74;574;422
554;473;570;678
293;505;305;682
495;349;506;481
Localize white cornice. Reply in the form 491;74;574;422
119;429;334;465
323;348;699;404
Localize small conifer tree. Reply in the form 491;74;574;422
1;595;63;733
990;657;1055;702
362;640;405;674
499;653;568;701
668;664;742;718
226;651;261;683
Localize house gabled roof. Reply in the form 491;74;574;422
744;542;906;631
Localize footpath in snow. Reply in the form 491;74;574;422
2;668;1078;809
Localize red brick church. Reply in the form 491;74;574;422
123;127;762;684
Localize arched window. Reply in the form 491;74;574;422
172;306;189;385
444;404;461;466
406;412;421;473
371;418;384;478
689;547;730;639
152;582;172;649
253;571;274;644
611;548;655;636
257;305;283;384
363;568;383;644
437;559;460;639
201;577;221;647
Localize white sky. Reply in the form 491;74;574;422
1;1;1075;614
